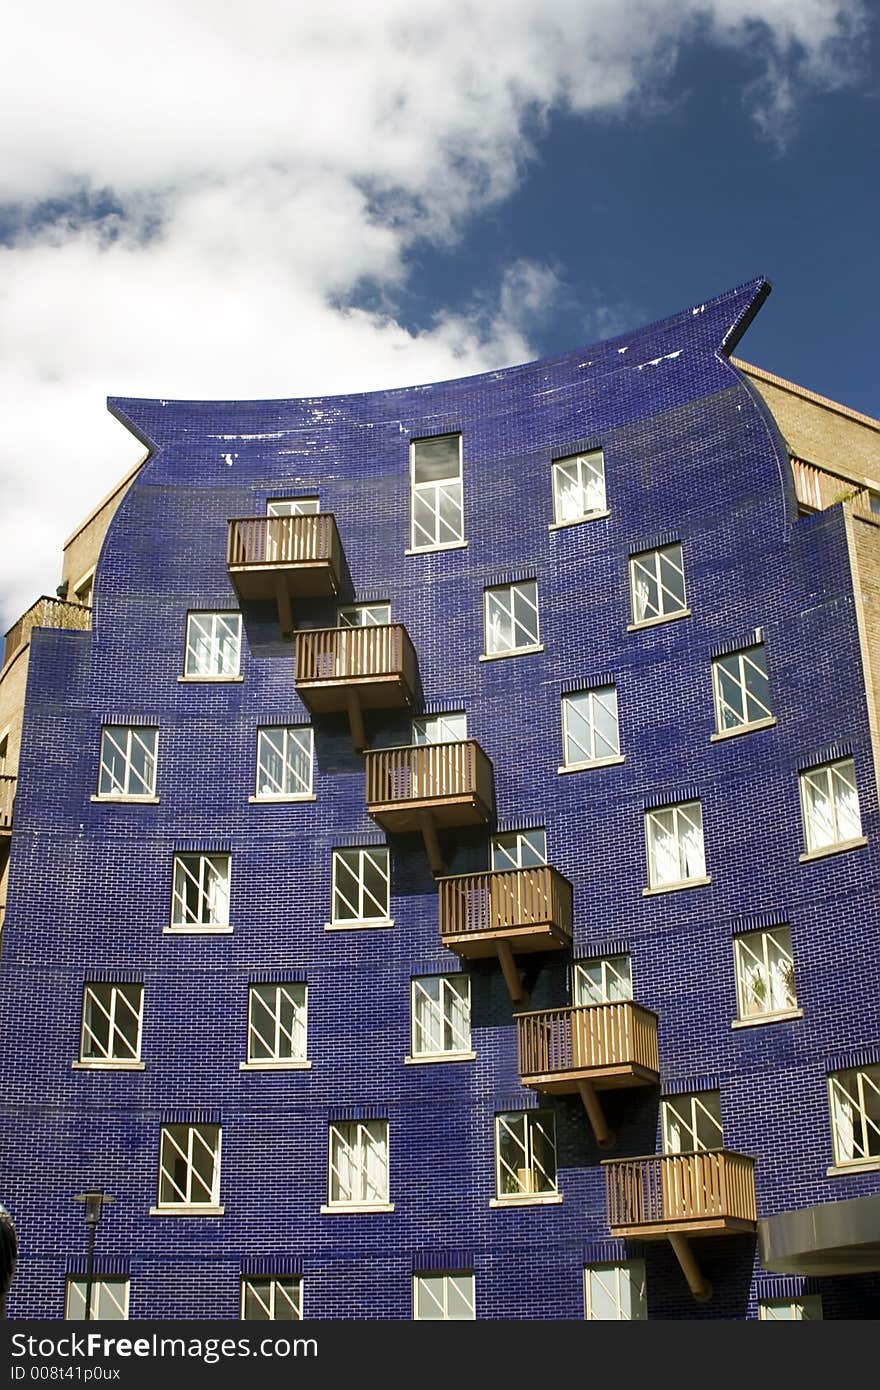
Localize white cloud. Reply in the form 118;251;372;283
0;0;867;627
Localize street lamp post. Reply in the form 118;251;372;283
72;1191;114;1321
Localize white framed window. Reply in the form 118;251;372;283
712;645;773;734
828;1065;880;1169
155;1124;222;1211
241;1276;302;1321
247;983;307;1065
170;853;231;931
756;1295;823;1317
410;434;463;551
97;726;158;799
662;1091;723;1153
734;927;797;1021
490;828;547;870
483;581;540;656
758;1296;823;1320
799;758;863;855
65;1277;129;1320
337;603;391;627
413;1272;475;1320
410;975;471;1059
412;712;467;745
330;847;390;926
645;801;707;890
494;1110;558;1200
266;498;319;516
573;955;633;1006
561;688;620;768
184;612;242;679
255;726;314;800
584;1261;646;1320
80;982;143;1064
552;449;607;524
629;543;687;625
325;1120;391;1210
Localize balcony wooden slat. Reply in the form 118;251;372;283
437;865;573;959
294;625;418;713
0;776;15;835
226;514;344;607
603;1150;757;1239
364;740;495;832
517;1001;659;1093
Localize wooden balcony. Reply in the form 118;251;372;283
294;625;419;751
227;515;345;636
3;596;91;669
0;776;14;837
364;740;495;877
517;1002;659;1146
437;865;572;1005
604;1150;757;1302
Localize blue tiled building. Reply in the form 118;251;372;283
1;276;878;1320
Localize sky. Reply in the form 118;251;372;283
1;0;878;631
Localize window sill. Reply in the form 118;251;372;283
324;918;394;931
710;717;777;742
826;1161;880;1178
627;608;691;632
489;1193;563;1208
91;794;160;804
799;837;868;863
404;541;467;556
731;1009;803;1030
404;1052;476;1065
249;794;317;803
479;644;544;662
177;675;244;683
320;1202;395;1214
163;925;234;935
549;509;610;530
558;754;625;774
149;1205;225;1217
239;1060;312;1071
642;876;711;897
72;1060;145;1070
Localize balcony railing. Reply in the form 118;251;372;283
604;1150;757;1237
791;459;879;520
517;1001;659;1091
3;596;91;668
227;515;345;632
0;776;14;833
295;625;418;749
365;739;495;877
438;864;572;1006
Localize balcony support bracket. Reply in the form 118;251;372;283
576;1079;615;1149
668;1234;713;1303
417;811;447;878
345;688;367;754
273;575;294;641
496;940;528;1006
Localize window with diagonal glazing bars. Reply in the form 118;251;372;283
645;801;706;887
413;1272;475;1320
552;449;606;524
800;758;862;852
495;1111;557;1197
562;688;619;766
410;435;463;550
484;581;539;655
184;612;242;677
411;975;470;1057
241;1277;302;1320
65;1278;129;1321
255;727;313;798
828;1065;880;1167
712;645;772;733
80;982;143;1062
328;1120;388;1205
171;854;231;928
247;983;307;1063
629;543;686;624
158;1124;221;1208
98;726;157;798
331;847;389;923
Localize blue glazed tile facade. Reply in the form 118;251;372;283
1;277;878;1318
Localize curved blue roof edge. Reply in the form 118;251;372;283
107;276;771;453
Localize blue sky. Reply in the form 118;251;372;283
0;1;877;628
